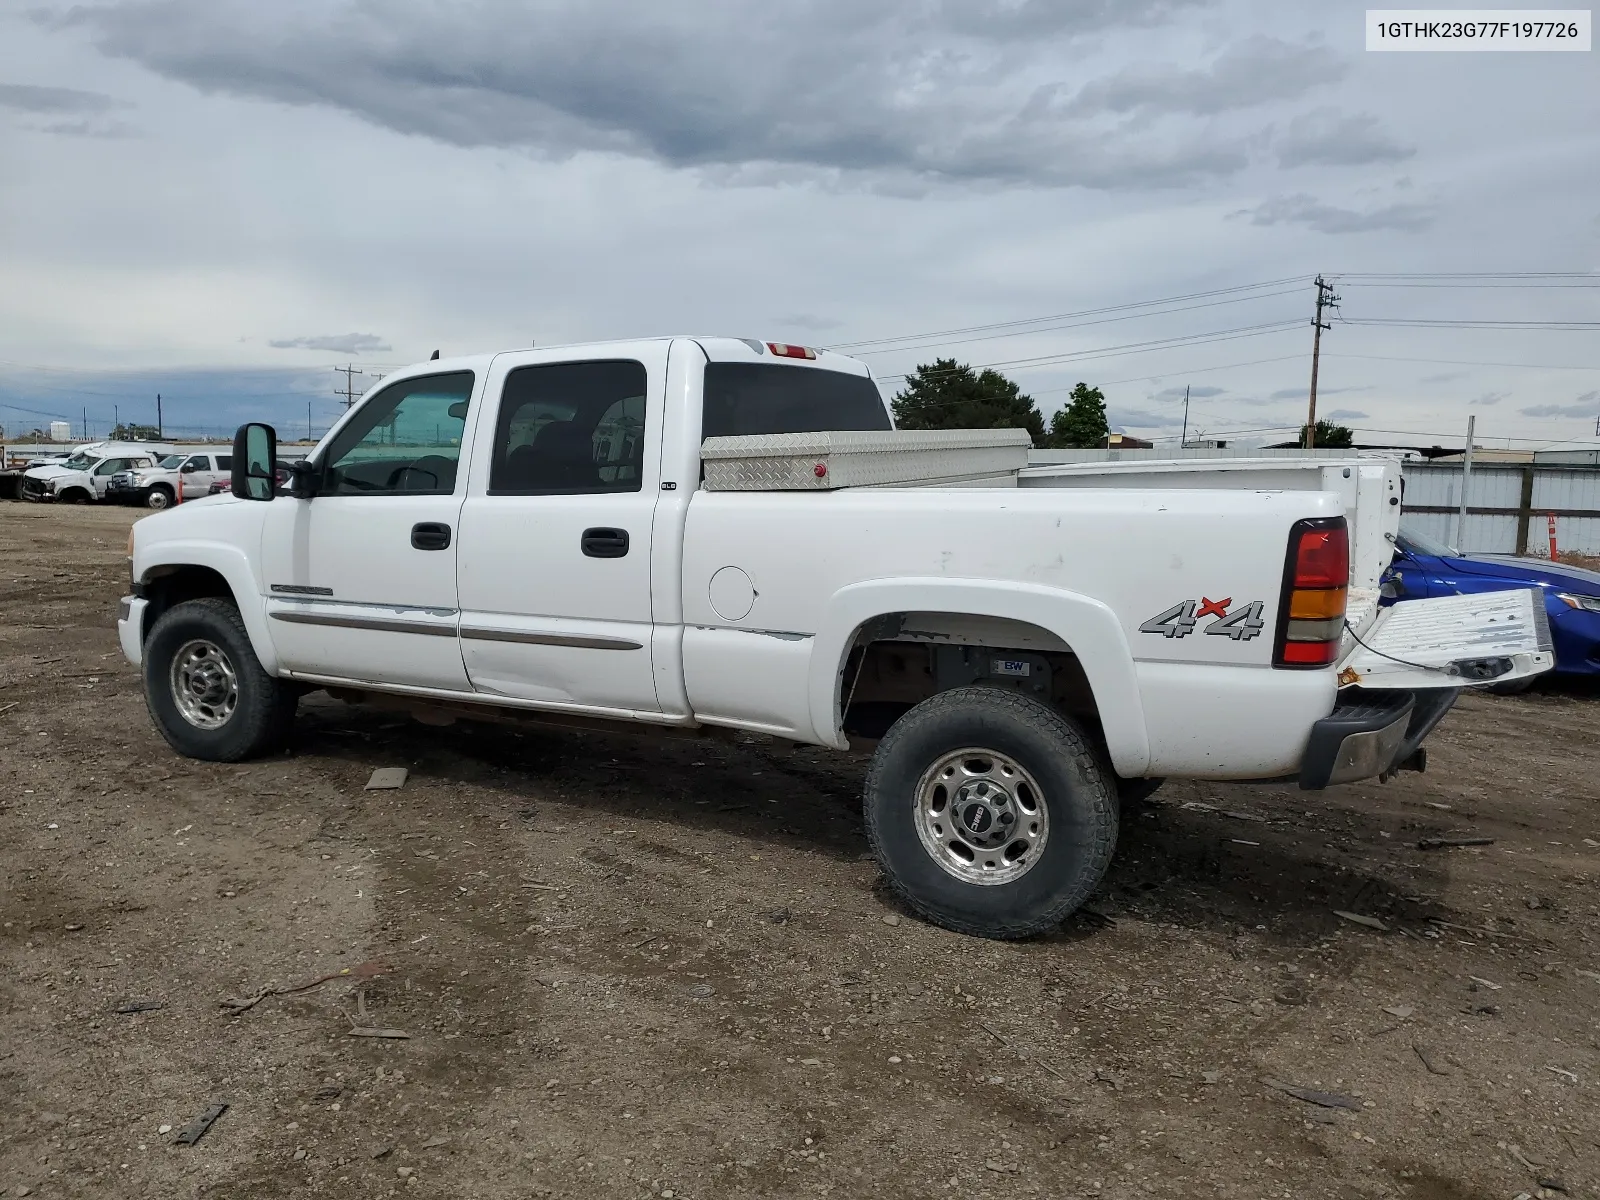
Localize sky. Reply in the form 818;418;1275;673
0;0;1597;448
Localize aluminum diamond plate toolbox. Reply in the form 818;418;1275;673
700;428;1033;491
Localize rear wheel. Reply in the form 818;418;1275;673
864;686;1118;939
145;485;174;510
142;598;297;761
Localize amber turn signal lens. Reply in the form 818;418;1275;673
1289;587;1347;620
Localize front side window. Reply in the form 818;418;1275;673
321;371;475;496
94;458;124;476
489;360;647;495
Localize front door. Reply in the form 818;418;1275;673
454;346;664;715
260;370;481;691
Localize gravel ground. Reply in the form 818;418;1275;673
2;502;1598;1200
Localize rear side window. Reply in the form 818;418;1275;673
702;363;891;438
489;360;648;495
214;455;233;470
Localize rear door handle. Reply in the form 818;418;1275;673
581;527;629;558
411;522;452;551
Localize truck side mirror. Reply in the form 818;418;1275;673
232;423;278;502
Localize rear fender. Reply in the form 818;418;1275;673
807;577;1150;776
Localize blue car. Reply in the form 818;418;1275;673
1384;523;1600;684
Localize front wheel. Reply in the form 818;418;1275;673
142;598;297;761
864;687;1118;939
145;485;174;510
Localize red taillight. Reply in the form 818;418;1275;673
1280;640;1340;665
767;342;817;360
1274;518;1349;670
1294;528;1348;588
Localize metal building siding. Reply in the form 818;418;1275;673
1400;463;1600;556
1533;468;1600;514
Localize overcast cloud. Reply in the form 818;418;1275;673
1;0;1597;447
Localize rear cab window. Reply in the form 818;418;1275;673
701;363;891;438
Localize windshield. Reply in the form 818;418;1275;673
62;453;96;469
1399;522;1458;558
158;455;184;468
702;363;892;438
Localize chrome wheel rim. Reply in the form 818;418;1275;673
913;747;1049;886
147;489;171;510
169;639;238;729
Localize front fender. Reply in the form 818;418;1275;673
138;540;280;675
806;577;1151;776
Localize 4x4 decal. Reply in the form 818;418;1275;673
1139;597;1265;641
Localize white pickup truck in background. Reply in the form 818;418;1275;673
107;449;235;509
21;441;176;502
117;337;1553;938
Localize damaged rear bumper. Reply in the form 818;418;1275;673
1298;688;1457;790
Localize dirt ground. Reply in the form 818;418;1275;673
3;502;1598;1200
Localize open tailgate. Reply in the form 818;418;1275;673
1339;588;1554;690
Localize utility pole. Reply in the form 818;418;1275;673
1305;275;1339;449
83;406;89;440
113;404;119;435
1180;384;1191;449
334;364;365;409
156;393;163;439
308;400;313;441
1455;414;1476;551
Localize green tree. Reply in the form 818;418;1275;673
1300;420;1354;449
112;423;163;442
1045;382;1109;448
892;358;1044;443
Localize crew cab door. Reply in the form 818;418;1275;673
92;457;141;498
259;370;481;691
454;345;665;714
178;453;230;500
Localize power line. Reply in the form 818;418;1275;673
1337;318;1600;330
1338;281;1600;289
1324;352;1598;372
1332;271;1600;280
833;276;1311;351
875;320;1306;383
1024;353;1312;397
844;286;1306;356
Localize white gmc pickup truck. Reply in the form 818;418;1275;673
117;337;1553;938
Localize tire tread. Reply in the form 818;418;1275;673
863;686;1117;939
143;597;295;762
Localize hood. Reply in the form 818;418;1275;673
1450;553;1600;593
23;464;86;481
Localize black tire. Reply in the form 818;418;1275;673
145;485;174;510
142;598;297;761
864;686;1118;939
